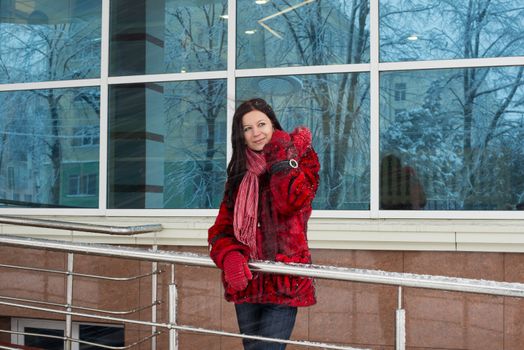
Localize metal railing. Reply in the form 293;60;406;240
0;215;162;235
1;216;524;350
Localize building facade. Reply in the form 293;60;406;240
1;0;524;349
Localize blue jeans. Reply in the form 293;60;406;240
235;303;297;350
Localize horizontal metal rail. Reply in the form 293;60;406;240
0;296;159;316
0;345;23;350
0;215;162;235
0;263;161;281
0;300;364;350
0;328;159;350
1;234;524;298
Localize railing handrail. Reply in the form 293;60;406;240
1;234;523;298
0;215;162;235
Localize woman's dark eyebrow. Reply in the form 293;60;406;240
243;119;266;128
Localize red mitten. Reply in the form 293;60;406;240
264;129;295;169
290;127;312;156
223;251;252;292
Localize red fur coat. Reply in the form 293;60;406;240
208;127;320;307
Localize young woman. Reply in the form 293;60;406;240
208;98;320;350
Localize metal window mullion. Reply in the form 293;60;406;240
226;0;237;165
378;56;524;72
369;0;380;217
0;79;102;92
107;71;227;85
234;63;370;77
99;0;110;213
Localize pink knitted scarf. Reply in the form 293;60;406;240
233;148;266;259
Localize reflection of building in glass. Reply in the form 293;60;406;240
380;68;516;210
0;0;99;24
0;88;99;208
107;0;227;209
0;0;101;208
60;103;100;208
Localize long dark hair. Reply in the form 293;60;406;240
225;98;283;205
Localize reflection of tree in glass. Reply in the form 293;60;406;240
381;78;463;209
164;80;227;209
162;2;228;208
380;0;524;61
265;0;370;209
380;1;524;210
461;66;524;209
382;68;524;210
0;93;41;202
0;88;99;206
236;1;371;209
0;16;100;82
165;0;227;72
0;16;100;205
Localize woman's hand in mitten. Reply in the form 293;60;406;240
223;251;252;292
263;129;294;169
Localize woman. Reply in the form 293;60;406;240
208;98;320;350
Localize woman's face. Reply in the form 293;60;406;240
242;110;274;151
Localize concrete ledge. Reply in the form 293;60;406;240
1;216;524;252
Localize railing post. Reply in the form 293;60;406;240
395;286;405;350
169;265;178;350
65;253;74;350
151;245;158;350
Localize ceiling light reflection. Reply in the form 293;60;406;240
407;35;418;41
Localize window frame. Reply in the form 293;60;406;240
10;317;124;350
0;0;522;219
67;173;98;197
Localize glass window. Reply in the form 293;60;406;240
0;0;102;83
237;0;370;69
237;73;370;210
380;0;524;62
72;126;100;147
0;87;100;208
108;80;227;209
68;174;97;196
380;67;524;210
7;166;14;189
78;324;124;349
394;82;406;101
110;0;227;76
25;327;64;349
12;318;124;350
69;174;81;195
